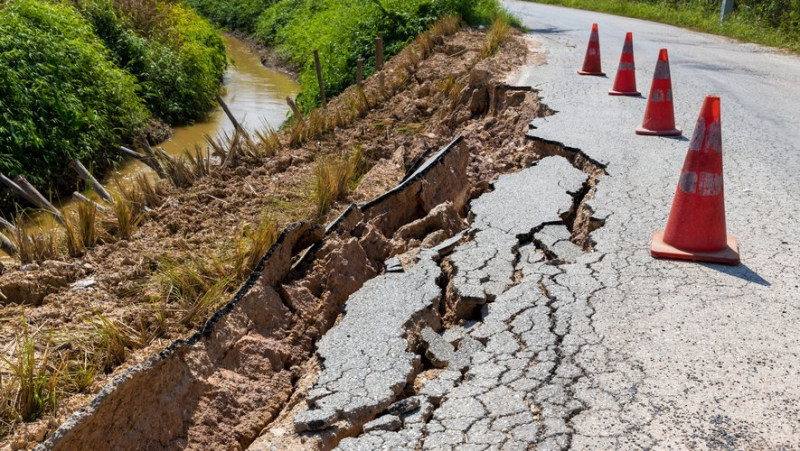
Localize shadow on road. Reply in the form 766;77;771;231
703;262;771;286
663;134;690;142
529;26;569;35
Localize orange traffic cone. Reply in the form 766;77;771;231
609;33;640;96
578;24;605;76
651;95;740;265
636;49;681;136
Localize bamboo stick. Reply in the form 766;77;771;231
118;146;167;179
0;232;15;257
0;217;15;233
286;97;302;118
376;36;384;70
357;58;364;87
138;136;157;159
72;192;107;213
70;160;112;203
216;94;258;151
13;175;65;225
313;50;327;109
156;147;175;163
0;173;38;207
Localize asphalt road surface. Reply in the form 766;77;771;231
282;3;800;450
505;1;800;448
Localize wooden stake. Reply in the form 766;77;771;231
0;217;15;233
70;160;112;203
286;96;302;118
357;58;364;87
0;173;38;207
72;192;107;213
0;232;15;257
216;95;259;151
13;175;65;225
376;36;384;71
313;50;327;109
156;147;175;163
118;146;167;179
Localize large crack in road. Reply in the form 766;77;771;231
266;147;611;450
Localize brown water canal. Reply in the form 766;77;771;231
2;36;299;260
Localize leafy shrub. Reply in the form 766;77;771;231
80;0;227;125
0;0;148;193
186;0;278;33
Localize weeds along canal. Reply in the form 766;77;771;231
3;36;299;259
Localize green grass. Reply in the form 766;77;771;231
523;0;800;53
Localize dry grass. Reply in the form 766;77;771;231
311;147;371;220
431;15;462;37
63;201;99;257
254;124;281;157
161;154;196;188
132;173;165;209
83;313;141;373
107;189;143;240
480;16;512;59
178;277;232;327
1;317;61;423
438;76;466;111
153;212;278;328
9;215;60;265
232;214;278;280
311;155;350;220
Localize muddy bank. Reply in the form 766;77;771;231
2;25;546;448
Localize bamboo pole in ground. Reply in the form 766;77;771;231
286;96;302;118
156;147;175;163
357;58;364;88
70;160;112;203
313;50;327;109
376;36;385;92
376;36;384;70
118;146;167;179
0;173;38;207
0;232;15;257
216;94;259;151
72;192;107;213
13;175;65;225
0;217;14;232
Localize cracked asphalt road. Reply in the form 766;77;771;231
286;4;800;450
503;1;800;448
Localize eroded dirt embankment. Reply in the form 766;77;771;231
2;26;551;449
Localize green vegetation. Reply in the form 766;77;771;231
0;0;148;191
524;0;800;53
0;0;226;207
185;0;518;110
79;0;227;124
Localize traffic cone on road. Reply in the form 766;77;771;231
578;23;605;76
609;32;640;96
636;49;681;136
651;95;740;265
